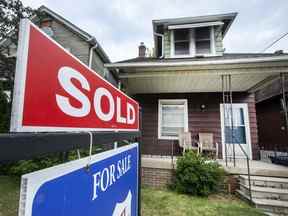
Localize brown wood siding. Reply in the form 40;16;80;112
135;92;260;159
256;96;288;151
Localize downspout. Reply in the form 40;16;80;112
88;43;98;68
154;32;164;58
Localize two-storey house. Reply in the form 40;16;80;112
0;5;118;102
106;13;288;161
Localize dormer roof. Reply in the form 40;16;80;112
153;12;237;38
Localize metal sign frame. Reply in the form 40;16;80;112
0;131;141;163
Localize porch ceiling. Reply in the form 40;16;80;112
109;56;288;94
122;72;277;94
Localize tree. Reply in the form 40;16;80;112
0;0;35;132
0;83;9;132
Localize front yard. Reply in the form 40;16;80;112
141;187;264;216
0;176;20;216
0;176;264;216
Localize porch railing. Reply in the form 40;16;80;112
222;74;253;203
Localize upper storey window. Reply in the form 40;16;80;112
174;29;190;55
171;26;214;57
195;27;211;55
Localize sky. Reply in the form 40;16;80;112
22;0;288;62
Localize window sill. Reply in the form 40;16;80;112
158;136;179;140
168;53;221;58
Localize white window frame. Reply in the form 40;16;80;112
220;103;252;159
158;99;189;140
170;26;216;58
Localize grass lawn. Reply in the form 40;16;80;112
141;187;265;216
0;176;20;216
0;176;264;216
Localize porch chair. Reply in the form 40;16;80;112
178;130;199;154
198;133;218;159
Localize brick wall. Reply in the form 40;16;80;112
141;167;174;188
141;166;239;194
223;175;239;193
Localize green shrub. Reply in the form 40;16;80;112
174;151;225;196
0;155;63;176
0;144;105;176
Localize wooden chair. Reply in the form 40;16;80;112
178;130;199;154
198;133;218;159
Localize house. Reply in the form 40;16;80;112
106;12;288;161
254;71;288;161
0;5;118;101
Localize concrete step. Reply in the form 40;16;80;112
239;183;288;201
237;189;288;215
239;175;288;189
255;199;288;215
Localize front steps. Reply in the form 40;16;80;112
237;175;288;215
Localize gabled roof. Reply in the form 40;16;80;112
153;12;237;38
38;5;92;40
0;5;111;64
37;5;111;63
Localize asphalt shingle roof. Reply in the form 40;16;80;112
115;53;288;64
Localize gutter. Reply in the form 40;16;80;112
105;55;288;68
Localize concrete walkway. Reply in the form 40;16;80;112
142;155;176;169
217;159;288;178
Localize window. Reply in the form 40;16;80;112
223;105;247;144
41;26;54;37
171;26;213;57
158;99;188;139
195;27;211;55
173;29;190;55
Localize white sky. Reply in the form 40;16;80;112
22;0;288;62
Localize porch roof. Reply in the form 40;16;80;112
105;53;288;94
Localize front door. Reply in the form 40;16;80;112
220;103;252;159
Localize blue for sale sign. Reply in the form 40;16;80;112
18;143;139;216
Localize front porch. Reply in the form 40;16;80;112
218;159;288;177
106;54;288;161
142;155;288;178
136;92;258;159
141;153;288;214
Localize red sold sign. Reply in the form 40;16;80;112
10;19;139;132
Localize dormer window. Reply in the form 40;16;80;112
195;27;211;55
174;29;190;55
171;26;215;57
